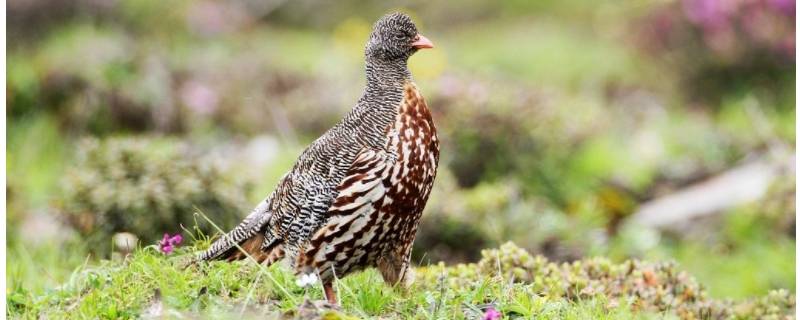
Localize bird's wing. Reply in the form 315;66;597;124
327;148;390;216
295;148;392;271
198;138;389;262
284;146;391;240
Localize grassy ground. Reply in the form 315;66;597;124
7;240;794;319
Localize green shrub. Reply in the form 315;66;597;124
59;137;249;254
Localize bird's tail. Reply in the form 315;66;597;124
195;199;275;262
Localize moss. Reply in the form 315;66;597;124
417;242;795;319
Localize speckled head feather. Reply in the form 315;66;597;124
366;12;421;62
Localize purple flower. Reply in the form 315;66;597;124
159;233;183;254
483;307;502;320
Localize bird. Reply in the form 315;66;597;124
196;12;439;305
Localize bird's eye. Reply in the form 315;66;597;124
394;33;406;40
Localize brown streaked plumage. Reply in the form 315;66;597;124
196;12;438;305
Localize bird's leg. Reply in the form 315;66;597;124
323;281;338;305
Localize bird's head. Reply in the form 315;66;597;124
365;12;434;63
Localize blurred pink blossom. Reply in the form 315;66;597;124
483;307;502;320
679;0;795;60
180;80;219;115
159;233;183;254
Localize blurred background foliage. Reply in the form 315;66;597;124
7;0;795;300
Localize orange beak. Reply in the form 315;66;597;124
412;34;434;49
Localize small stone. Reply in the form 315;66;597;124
113;232;139;255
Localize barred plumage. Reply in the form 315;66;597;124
197;12;438;305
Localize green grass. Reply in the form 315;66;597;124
3;246;641;319
668;239;795;299
668;209;796;299
8;241;794;319
7;239;91;300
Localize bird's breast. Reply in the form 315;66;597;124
381;81;439;218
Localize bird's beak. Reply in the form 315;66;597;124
412;34;434;49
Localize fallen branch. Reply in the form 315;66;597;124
629;152;794;228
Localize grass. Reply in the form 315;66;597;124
7;239;91;299
667;239;796;299
3;246;638;319
7;240;794;319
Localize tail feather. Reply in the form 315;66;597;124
197;199;273;261
221;233;284;264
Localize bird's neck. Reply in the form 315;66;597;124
346;58;411;140
365;58;412;89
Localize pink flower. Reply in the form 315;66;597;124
483;307;502;320
159;233;183;254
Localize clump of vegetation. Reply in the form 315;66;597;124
418;242;795;319
58;137;249;254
